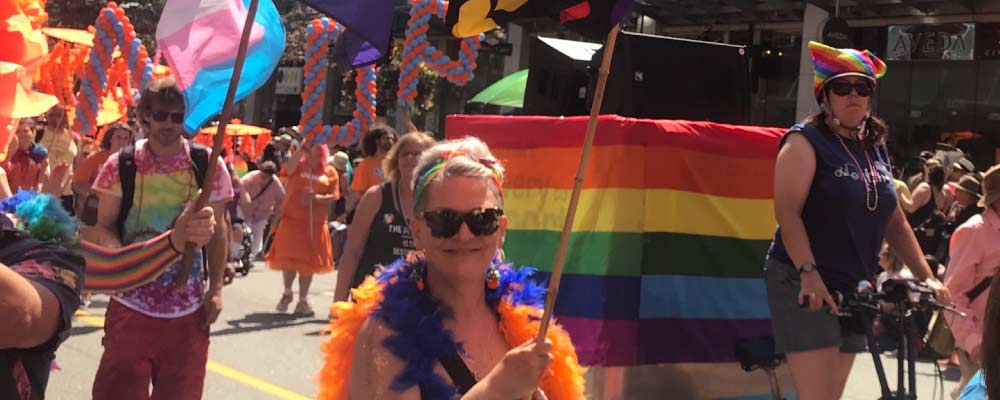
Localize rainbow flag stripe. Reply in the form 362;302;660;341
446;115;785;368
79;231;179;292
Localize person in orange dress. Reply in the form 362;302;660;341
266;143;339;316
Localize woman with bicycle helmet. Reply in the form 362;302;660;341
765;41;951;399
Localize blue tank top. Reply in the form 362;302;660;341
767;123;899;293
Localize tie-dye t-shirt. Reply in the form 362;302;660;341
93;139;234;318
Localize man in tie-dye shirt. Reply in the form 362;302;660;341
88;76;233;399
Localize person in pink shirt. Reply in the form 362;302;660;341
239;161;285;259
945;164;1000;398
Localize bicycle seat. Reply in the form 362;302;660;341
735;336;785;372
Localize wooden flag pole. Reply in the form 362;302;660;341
536;24;621;340
175;0;261;289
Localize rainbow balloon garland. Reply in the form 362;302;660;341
73;2;152;137
299;18;377;147
396;0;483;108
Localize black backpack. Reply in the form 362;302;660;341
116;142;210;242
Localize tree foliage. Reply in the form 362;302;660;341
275;0;321;65
46;0;315;64
46;0;166;51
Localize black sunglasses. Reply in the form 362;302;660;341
828;80;873;97
421;208;503;238
151;111;184;123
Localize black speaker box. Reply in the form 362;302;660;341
593;32;751;124
522;36;599;116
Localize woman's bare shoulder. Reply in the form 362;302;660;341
351;316;418;400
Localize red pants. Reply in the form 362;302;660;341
92;299;209;400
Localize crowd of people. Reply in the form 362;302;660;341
4;38;1000;400
0;58;581;397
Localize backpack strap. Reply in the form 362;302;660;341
117;145;137;242
189;142;210;189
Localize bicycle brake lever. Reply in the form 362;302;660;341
937;303;967;318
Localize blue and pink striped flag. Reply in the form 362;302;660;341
156;0;285;134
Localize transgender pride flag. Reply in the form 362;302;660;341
156;0;285;134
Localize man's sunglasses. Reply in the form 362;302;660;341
421;208;503;238
828;80;874;97
151;112;184;123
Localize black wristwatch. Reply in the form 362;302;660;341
798;263;817;274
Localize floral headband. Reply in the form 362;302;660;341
413;150;503;212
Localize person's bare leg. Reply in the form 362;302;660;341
275;270;296;312
294;273;315;316
283;270;296;291
298;273;313;301
786;347;842;400
831;352;856;399
952;349;980;399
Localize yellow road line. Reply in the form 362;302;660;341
206;361;311;400
73;310;311;400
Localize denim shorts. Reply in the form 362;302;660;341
764;257;867;354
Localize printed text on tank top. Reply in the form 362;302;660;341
835;132;880;212
389;182;414;257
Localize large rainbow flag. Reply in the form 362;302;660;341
446;115;793;399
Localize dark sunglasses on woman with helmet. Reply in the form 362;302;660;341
828;79;873;97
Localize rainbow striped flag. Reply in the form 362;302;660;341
447;115;792;398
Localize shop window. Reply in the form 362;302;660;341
973;60;1000;166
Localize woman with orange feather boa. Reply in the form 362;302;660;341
318;137;585;399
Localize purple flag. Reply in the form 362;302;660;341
299;0;393;67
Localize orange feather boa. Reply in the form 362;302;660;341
317;275;586;399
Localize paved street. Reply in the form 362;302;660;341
47;262;965;399
52;263;336;400
843;350;962;400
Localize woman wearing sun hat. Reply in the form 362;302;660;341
950;174;984;228
765;41;951;399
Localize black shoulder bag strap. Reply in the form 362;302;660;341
967;275;995;303
252;177;275;201
438;351;478;395
117;145;137;242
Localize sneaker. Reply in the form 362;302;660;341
293;301;315;317
275;292;293;313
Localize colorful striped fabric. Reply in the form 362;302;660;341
445;115;785;372
78;230;179;292
808;40;886;96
